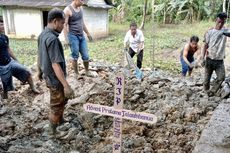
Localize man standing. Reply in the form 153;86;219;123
63;0;93;77
124;22;145;69
37;8;74;135
202;12;230;96
0;21;39;99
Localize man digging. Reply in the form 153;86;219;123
180;36;201;77
124;22;145;69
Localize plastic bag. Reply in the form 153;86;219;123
124;49;144;80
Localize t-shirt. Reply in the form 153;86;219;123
38;27;66;87
0;34;11;66
204;28;228;60
124;29;145;52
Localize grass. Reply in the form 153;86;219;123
10;38;37;66
9;21;213;73
88;21;213;72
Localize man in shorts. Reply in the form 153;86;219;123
0;21;39;99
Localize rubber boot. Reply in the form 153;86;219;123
2;91;8;99
48;122;58;136
83;61;93;77
72;60;79;75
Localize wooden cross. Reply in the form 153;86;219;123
83;73;157;153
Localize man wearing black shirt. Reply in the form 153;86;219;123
0;22;39;99
37;8;74;136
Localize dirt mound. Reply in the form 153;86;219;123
0;61;226;153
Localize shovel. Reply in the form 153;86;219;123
124;49;144;80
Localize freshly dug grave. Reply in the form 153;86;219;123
0;61;226;153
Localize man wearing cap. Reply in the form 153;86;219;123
63;0;93;77
202;12;230;96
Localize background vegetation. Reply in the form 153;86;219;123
110;0;228;24
5;0;230;73
10;21;213;73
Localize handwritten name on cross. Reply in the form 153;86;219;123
113;73;124;153
83;73;157;153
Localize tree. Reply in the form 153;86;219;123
140;0;148;29
223;0;227;12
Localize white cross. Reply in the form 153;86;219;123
83;73;157;153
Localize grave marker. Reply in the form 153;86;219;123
83;73;157;153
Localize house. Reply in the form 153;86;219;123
0;0;113;39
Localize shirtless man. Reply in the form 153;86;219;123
180;36;200;77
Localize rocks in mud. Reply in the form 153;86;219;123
132;137;146;147
0;61;227;153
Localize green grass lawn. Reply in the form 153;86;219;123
89;21;213;72
9;21;213;72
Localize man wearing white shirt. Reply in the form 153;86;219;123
124;22;145;69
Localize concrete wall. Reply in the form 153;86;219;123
83;7;109;39
2;6;109;40
87;0;106;5
3;8;43;38
193;103;230;153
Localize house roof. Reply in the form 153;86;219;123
0;0;113;9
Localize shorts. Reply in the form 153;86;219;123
180;55;194;76
68;33;89;61
0;60;30;92
48;84;67;115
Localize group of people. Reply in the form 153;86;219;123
37;0;95;135
0;0;229;136
0;0;93;135
180;12;230;97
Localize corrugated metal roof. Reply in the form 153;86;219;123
0;0;113;9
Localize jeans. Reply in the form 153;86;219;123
0;60;30;92
129;47;143;69
68;33;89;61
180;55;194;76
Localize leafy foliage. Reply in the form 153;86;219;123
111;0;225;24
110;0;152;23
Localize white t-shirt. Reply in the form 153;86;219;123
124;29;144;52
205;28;228;60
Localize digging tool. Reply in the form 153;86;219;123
124;49;143;80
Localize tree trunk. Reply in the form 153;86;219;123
163;8;166;24
223;0;227;12
121;0;126;22
140;0;148;30
151;0;155;70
